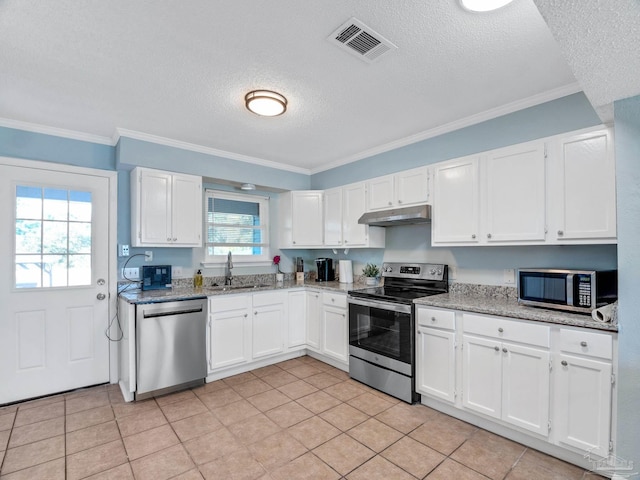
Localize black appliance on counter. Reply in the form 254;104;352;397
348;262;448;403
315;258;335;282
141;265;172;291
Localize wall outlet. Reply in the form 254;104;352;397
449;266;457;280
172;266;183;278
123;267;139;280
119;244;130;257
504;268;515;284
145;251;153;262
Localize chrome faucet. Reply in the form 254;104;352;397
225;251;233;285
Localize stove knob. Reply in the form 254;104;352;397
436;269;443;275
429;268;436;275
385;266;393;273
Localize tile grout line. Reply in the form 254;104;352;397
502;446;529;480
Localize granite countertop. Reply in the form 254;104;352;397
119;280;354;304
414;292;618;332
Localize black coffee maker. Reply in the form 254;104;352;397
315;258;335;282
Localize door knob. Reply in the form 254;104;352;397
97;293;106;300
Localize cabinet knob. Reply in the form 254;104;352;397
167;237;171;241
173;237;177;241
561;360;568;366
494;346;499;352
254;311;258;315
345;240;348;244
398;200;403;204
244;313;248;318
388;202;392;206
471;234;476;239
580;341;588;347
431;317;436;322
331;298;335;302
502;347;508;353
557;230;564;236
498;327;504;333
487;233;492;239
293;241;296;244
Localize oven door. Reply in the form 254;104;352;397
348;297;413;375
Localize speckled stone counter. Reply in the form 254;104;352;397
119;280;355;304
414;285;618;332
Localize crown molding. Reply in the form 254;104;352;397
0;117;114;146
114;128;311;175
310;83;583;174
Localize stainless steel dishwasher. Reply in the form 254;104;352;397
136;298;207;400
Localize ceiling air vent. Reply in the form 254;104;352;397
328;18;397;63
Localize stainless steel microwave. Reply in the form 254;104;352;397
517;269;617;314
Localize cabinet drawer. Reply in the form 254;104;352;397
209;294;250;311
323;291;347;309
463;313;550;348
417;307;455;330
559;329;612;360
253;291;287;307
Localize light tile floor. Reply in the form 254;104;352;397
0;356;605;479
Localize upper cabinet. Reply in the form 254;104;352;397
432;127;615;247
279;191;324;248
131;167;202;247
367;166;430;211
548;128;616;243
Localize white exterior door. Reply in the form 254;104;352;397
0;162;112;404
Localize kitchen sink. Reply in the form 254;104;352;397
205;284;272;292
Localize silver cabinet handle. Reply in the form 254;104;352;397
97;293;106;300
494;346;499;351
580;341;588;347
498;327;504;333
557;230;564;236
561;360;568;366
502;347;508;353
471;234;476;239
487;233;492;239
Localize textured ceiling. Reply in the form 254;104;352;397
0;0;580;172
533;0;640;124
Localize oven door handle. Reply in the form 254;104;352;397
347;296;412;314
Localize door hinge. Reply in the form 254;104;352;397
609;440;614;452
549;359;553;371
544;145;548;159
611;373;616;385
548;420;552;432
138;230;141;239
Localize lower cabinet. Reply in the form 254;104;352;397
306;290;322;351
252;292;287;359
207;294;252;372
321;291;348;363
287;290;307;349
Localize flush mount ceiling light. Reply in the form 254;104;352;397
245;90;287;116
460;0;514;12
240;183;256;191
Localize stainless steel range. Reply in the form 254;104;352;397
348;262;448;403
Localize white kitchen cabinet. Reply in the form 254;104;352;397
321;291;348;363
549;128;616;242
432;156;480;244
416;307;456;403
131;167;202;247
252;291;287;359
367;166;429;211
323;187;343;247
306;290;322;351
484;142;546;243
461;314;550;436
207;294;252;372
287;290;307;348
554;328;613;457
279;190;324;247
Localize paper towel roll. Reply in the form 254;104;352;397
339;260;353;284
592;303;615;323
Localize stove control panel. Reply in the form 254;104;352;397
382;263;447;281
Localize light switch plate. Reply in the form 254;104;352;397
449;266;457;280
504;269;515;284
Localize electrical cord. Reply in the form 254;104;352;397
105;253;146;342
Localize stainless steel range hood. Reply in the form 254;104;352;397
358;204;432;226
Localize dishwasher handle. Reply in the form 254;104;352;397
143;306;203;319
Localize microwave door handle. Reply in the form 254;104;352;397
567;275;574;307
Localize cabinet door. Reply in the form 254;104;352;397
324;187;343;246
416;327;456;403
322;305;348;363
555;129;616;241
306;291;322;351
462;334;501;419
396;166;429;206
367;175;395;211
208;296;251;371
287;291;306;348
252;293;286;359
343;182;368;246
138;169;172;245
171;174;202;246
291;191;324;246
432;157;480;244
555;354;612;456
501;343;550;435
485;143;546;243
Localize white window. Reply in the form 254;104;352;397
204;190;270;264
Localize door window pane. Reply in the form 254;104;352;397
15;185;92;289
